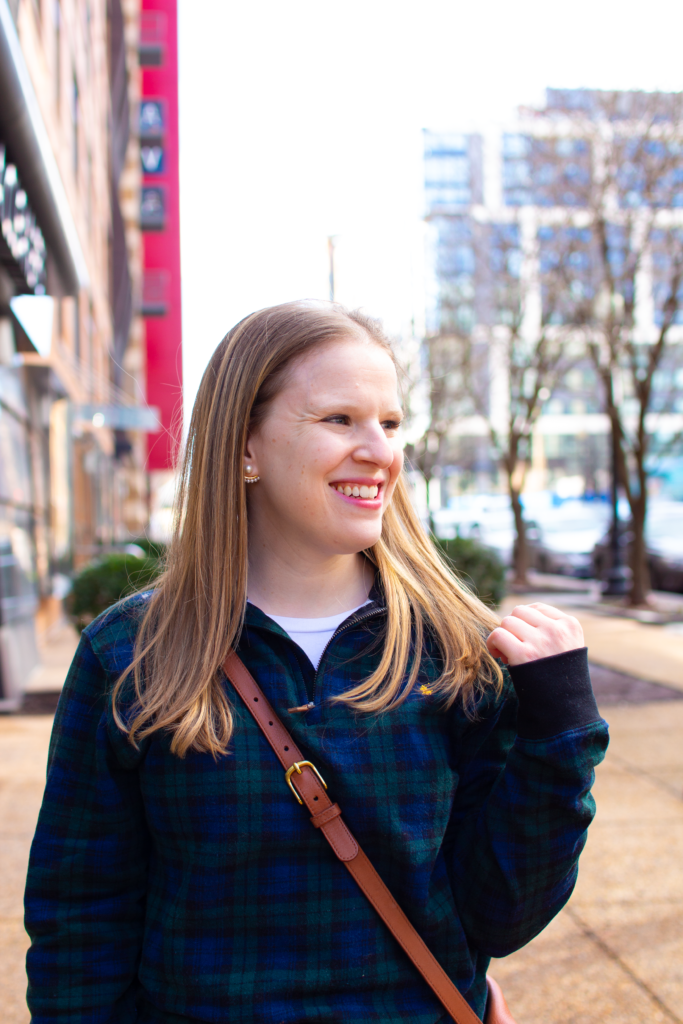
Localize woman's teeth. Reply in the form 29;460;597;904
334;484;379;499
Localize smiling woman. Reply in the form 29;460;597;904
244;336;404;614
25;300;608;1024
115;302;505;752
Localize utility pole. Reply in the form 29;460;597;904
327;235;336;302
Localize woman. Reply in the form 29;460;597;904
25;301;608;1024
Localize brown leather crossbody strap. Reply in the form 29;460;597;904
223;651;483;1024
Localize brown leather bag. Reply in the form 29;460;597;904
223;652;518;1024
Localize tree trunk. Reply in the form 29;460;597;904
509;486;528;584
629;495;649;606
424;473;436;536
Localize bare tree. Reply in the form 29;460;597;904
466;219;581;582
524;90;683;603
404;330;472;531
417;92;683;599
407;216;579;581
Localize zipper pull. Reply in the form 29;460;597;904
287;701;315;714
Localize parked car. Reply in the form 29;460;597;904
434;494;614;576
591;519;633;583
592;501;683;593
646;501;683;592
529;500;612;578
432;495;516;564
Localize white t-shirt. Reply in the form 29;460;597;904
268;601;371;669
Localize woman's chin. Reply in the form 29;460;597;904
333;525;383;555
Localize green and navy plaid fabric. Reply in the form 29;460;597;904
25;594;608;1024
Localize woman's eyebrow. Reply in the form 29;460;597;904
314;406;404;419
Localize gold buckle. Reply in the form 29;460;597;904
284;760;328;805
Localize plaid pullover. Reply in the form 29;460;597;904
25;593;608;1024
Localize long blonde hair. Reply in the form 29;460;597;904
114;301;502;756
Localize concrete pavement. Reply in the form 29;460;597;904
0;620;77;1023
491;699;683;1024
1;605;683;1023
0;716;53;1024
568;611;683;693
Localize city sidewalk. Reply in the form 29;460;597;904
0;618;78;1024
490;697;683;1024
1;605;682;1022
567;611;683;694
488;590;683;1022
0;715;53;1024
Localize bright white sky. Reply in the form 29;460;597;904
178;0;683;416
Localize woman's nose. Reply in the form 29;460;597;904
352;425;395;468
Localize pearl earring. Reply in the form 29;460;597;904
244;463;260;483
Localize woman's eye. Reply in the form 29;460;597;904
324;415;350;425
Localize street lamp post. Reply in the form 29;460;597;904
602;419;630;596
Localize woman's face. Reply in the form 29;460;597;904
245;335;404;561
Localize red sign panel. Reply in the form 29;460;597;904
141;0;182;471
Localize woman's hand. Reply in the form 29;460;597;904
486;602;585;666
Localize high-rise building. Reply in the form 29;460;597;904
423;90;683;503
423;131;483;212
423;131;482;336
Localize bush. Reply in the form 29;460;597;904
436;536;506;608
67;553;163;632
130;537;167;560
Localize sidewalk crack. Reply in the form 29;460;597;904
565;905;683;1024
607;751;683;801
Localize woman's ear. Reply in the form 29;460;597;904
243;436;259;481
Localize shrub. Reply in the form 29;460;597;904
67;553;163;632
130;537;167;561
436;536;506;608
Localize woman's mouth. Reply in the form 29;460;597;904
330;482;381;501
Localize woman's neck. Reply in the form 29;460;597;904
247;546;372;618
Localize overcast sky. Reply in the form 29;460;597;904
178;0;683;415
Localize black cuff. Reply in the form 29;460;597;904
508;647;600;740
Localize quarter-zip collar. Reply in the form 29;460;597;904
242;579;386;638
241;583;386;704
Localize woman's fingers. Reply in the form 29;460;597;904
525;602;566;620
487;603;585;666
498;612;538;642
486;628;526;665
503;604;550;627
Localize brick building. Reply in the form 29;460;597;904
0;0;154;706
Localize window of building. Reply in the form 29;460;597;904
140;187;166;231
423;132;479;212
141;145;164;175
652;228;683;325
53;0;61;110
88;298;95;395
74;295;80;362
139;11;166;66
85;0;92;77
86;149;92;232
71;74;79;180
139;100;165;141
